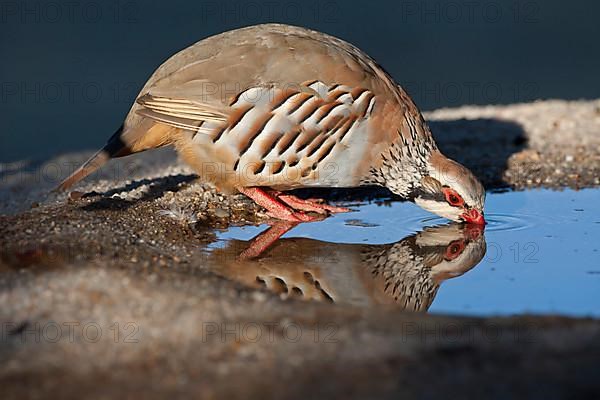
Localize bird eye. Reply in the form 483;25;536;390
443;188;464;207
444;240;465;260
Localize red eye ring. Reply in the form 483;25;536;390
444;240;466;260
443;188;465;207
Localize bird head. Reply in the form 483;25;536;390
413;151;486;225
415;223;486;284
366;222;487;310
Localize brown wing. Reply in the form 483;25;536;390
135;80;377;189
123;24;405;139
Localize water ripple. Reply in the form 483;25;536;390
402;212;564;233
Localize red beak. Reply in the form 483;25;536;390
461;209;486;225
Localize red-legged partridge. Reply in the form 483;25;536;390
58;23;486;224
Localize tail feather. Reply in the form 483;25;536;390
55;148;110;191
55;125;128;192
55;121;177;192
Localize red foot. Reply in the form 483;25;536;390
277;194;351;214
237;187;324;222
265;210;324;222
238;221;298;260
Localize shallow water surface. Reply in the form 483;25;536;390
207;189;600;317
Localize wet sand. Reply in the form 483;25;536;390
1;99;600;398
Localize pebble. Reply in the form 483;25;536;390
214;208;230;218
69;191;84;201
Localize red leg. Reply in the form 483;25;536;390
238;221;298;260
237;187;324;222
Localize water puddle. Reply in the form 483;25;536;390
204;189;600;317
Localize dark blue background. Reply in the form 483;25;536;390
1;0;598;162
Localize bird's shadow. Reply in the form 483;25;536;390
429;117;527;189
80;174;197;211
79;118;527;207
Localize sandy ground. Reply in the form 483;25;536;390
1;99;600;399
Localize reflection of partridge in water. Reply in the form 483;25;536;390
364;224;486;311
208;224;486;311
